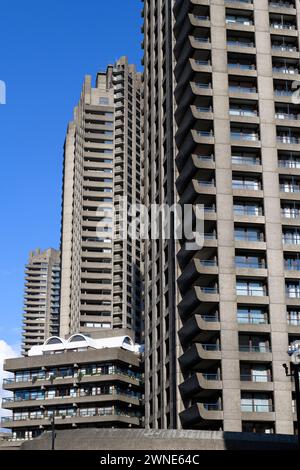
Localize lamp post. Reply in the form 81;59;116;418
51;414;56;451
283;340;300;448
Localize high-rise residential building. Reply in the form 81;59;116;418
22;248;60;356
60;56;143;343
143;0;300;435
2;334;143;440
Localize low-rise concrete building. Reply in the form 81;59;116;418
1;334;144;441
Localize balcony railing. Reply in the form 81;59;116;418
230;108;258;117
193;37;210;44
200;287;219;294
281;209;300;218
228;62;256;71
232;155;260;166
203;403;222;411
287;318;300;326
201;343;221;351
3;368;143;386
2;389;142;404
226;18;253;26
274;89;293;96
236;287;266;296
196;154;215;162
286;289;300;298
194;82;212;90
240;374;271;382
283;235;300;245
197;130;214;138
276;113;300;121
202;373;221;381
195;59;211;67
227;40;255;48
232;181;261;190
1;408;143;424
273;66;299;75
197;180;215;188
239;345;271;353
229;86;257;94
235;233;264;242
277;136;300;144
271;23;296;30
199;259;218;267
234;207;263;216
272;44;298;52
201;314;220;322
279;160;300;168
231;132;259;141
236;261;266;269
269;1;295;9
193;15;210;21
196;106;213;113
237;314;268;324
241;403;273;413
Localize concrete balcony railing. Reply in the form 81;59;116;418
179;373;222;398
178;313;220;345
1;408;143;429
2;390;142;410
240;374;274;391
179;343;221;370
180;403;223;428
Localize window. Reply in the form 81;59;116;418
236;281;265;296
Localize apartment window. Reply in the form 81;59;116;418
235;227;263;242
286;282;300;298
236;281;265;297
241;394;272;413
237;308;268;325
234;202;262;216
287;309;300;325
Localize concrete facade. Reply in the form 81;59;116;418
60;57;143;343
1;335;143;441
143;0;300;435
20;428;297;450
22;248;60;356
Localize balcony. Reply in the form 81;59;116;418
228;62;256;76
281;208;300;219
241;402;275;421
232;155;261;168
271;43;299;57
239;344;272;361
269;2;296;14
178;313;220;345
180;402;223;428
275;112;300;123
227;39;255;53
1;408;142;429
230;131;260;146
179;343;221;370
240;374;273;391
179;373;222;398
273;65;300;78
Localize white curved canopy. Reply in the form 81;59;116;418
28;333;140;356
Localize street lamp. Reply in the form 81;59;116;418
50;414;56;451
283;340;300;448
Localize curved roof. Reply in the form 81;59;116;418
28;334;140;356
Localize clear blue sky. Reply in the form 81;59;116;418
0;0;142;350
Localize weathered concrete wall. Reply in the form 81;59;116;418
21;429;297;451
